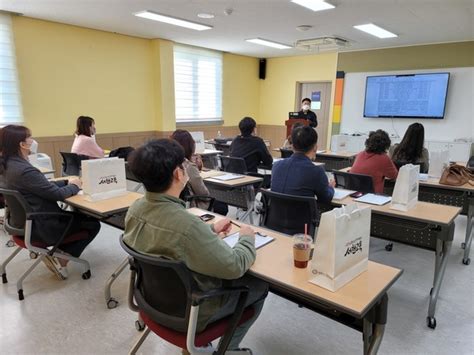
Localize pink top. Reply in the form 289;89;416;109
71;135;104;158
350;151;398;193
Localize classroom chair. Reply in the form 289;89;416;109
59;152;89;176
219;155;268;188
260;190;319;238
333;171;375;194
0;188;91;300
120;236;255;355
279;148;294;158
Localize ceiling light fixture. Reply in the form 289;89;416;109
291;0;335;12
197;13;215;19
134;10;212;31
246;38;292;49
353;23;397;38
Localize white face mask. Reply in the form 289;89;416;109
29;139;39;155
302;104;310;111
180;166;189;189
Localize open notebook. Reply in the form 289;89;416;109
212;173;244;181
223;232;274;249
333;188;355;200
354;193;392;206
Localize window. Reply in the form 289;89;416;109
174;45;222;123
0;14;22;124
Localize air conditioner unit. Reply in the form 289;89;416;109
295;36;351;52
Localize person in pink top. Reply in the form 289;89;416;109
350;129;398;193
71;116;104;158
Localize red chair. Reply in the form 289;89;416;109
0;188;92;300
120;236;255;355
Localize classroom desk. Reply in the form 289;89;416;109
315;151;357;171
65;191;143;308
188;208;403;355
202;172;263;224
37;166;55;175
323;196;461;329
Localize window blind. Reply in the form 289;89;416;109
0;14;22;124
174;45;222;122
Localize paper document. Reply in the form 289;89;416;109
333;188;355;200
223;232;274;249
316;150;326;154
418;173;429;181
201;170;225;179
212;173;244;181
354;194;392;206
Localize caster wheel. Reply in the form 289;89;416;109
18;289;24;301
107;298;119;309
385;244;393;252
6;239;15;247
461;242;466;249
462;258;470;265
2;273;7;284
426;316;437;329
29;251;38;259
82;270;91;280
135;320;145;331
430;288;433;296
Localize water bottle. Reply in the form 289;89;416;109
217;130;222;138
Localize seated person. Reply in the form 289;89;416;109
1;125;100;280
282;122;304;150
351;129;398;193
71;116;104;158
171;129;228;215
389;123;429;173
230;117;273;173
272;126;335;203
123;139;268;352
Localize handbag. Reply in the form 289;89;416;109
439;164;474;186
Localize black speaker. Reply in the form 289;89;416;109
259;58;266;80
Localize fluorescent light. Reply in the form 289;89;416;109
353;23;397;38
246;38;292;49
134;10;212;31
291;0;335;12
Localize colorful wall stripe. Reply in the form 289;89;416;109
331;71;345;135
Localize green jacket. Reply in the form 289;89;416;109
123;192;256;330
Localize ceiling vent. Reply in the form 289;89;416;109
295;36;351;52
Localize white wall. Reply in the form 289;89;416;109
340;67;474;142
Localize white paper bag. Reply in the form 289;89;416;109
190;131;205;154
330;135;349;153
81;157;127;201
309;204;371;292
428;150;449;178
390;164;419;211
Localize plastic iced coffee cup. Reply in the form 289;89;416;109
293;234;313;268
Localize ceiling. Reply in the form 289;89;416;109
1;0;473;58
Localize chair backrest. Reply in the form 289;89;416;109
109;146;135;161
333;171;375;194
125;162;141;182
261;189;318;237
120;236;195;332
213;143;231;156
280;148;294;159
60;152;89;176
219;155;248;174
0;187;31;236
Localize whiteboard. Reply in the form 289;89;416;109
340;67;474;141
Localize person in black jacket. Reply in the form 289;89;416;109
0;125;100;280
230;117;273;173
298;98;318;128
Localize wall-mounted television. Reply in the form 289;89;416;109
363;72;450;119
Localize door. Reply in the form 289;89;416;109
296;82;332;149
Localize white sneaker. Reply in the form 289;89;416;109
42;255;68;280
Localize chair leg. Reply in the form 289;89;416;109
1;246;22;284
16;254;45;300
128;327;151;355
49;250;91;278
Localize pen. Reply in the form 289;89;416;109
230;221;241;228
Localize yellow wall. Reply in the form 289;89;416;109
12;17;156;137
258;53;338;126
222;53;260;126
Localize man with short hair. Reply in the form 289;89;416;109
298;98;318;128
123;139;268;353
272;126;335;202
230;116;273;173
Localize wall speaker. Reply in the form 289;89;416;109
259;58;266;80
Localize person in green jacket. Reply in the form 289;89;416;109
123;138;268;353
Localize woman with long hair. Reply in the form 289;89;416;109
0;125;100;280
71;115;104;158
389;123;429;173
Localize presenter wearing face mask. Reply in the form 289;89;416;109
298;98;318;128
71;116;104;158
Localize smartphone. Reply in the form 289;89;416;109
200;214;215;222
350;191;364;198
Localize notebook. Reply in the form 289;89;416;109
354;193;392;206
223;232;274;249
212;173;244;181
332;188;355;200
